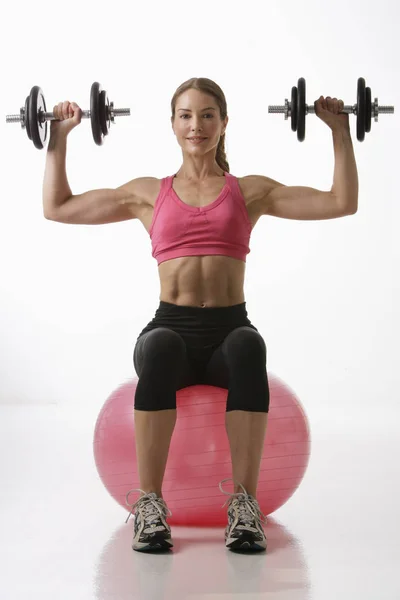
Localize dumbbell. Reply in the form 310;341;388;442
5;82;131;149
268;77;394;142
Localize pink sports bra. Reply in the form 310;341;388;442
149;172;252;265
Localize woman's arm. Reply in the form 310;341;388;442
263;126;358;220
330;127;358;213
256;95;359;221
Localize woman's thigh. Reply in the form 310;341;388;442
203;326;267;388
133;327;198;390
203;326;269;412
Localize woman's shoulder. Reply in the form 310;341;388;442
236;174;282;206
119;176;163;208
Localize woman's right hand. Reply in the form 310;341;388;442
51;101;82;136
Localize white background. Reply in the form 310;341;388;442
1;2;399;599
0;1;398;419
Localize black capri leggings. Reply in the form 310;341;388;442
133;301;269;413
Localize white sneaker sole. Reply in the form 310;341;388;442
226;535;267;551
133;537;174;552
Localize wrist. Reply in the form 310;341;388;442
48;130;68;151
331;125;351;138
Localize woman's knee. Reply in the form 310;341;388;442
223;327;267;364
134;328;187;411
223;327;269;412
134;328;186;375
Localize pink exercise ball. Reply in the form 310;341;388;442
93;374;311;526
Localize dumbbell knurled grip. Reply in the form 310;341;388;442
269;104;354;115
268;103;394;116
6;107;130;124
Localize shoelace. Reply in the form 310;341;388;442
124;480;266;527
124;488;172;525
219;477;267;527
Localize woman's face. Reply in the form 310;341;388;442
172;89;228;154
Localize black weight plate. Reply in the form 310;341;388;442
29;86;48;149
99;90;109;137
38;89;48;147
25;95;32;141
365;86;372;133
297;77;306;142
291;86;298;132
90;82;103;146
357;78;366;142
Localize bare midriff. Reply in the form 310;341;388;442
158;255;246;308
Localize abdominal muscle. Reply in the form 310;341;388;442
158;255;246;308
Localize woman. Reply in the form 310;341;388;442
43;77;358;554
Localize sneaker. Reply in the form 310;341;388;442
219;478;267;552
125;489;174;552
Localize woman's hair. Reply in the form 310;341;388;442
171;77;230;173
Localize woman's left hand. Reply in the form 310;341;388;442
314;96;350;132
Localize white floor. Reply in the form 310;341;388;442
1;404;399;600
